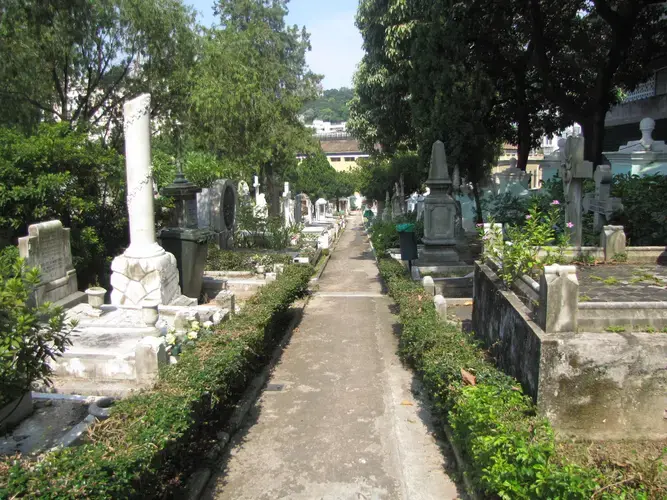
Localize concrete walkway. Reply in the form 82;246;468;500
204;215;461;500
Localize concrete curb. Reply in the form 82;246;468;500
186;297;309;499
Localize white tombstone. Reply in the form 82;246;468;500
18;220;86;308
493;158;531;197
238;180;251;203
282;182;294;228
315;198;327;222
604;118;667;177
382;191;392;222
254;193;268;219
110;94;181;307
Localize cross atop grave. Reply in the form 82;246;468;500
582;165;623;232
559;136;593;246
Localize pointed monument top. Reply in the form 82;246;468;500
428;140;451;185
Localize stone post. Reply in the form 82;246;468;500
538;264;579;333
422;276;436;296
135;336;167;383
433;294;447;321
123;94;164;259
601;225;626;261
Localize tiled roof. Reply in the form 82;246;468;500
319;139;362;154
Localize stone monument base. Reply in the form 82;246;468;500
417;245;460;266
110;252;180;306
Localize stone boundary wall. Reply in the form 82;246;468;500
472;261;667;440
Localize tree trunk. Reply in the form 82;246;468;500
515;71;531;172
517;109;532;172
472;180;483;224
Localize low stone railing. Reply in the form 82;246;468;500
472;260;667;440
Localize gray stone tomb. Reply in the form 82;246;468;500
421;140;460;263
18;220;86;308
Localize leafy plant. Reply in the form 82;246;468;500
0;247;73;412
605;326;626;333
481;200;569;284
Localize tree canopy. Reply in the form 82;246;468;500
350;0;667;180
301;87;354;124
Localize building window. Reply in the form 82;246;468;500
344;157;355;162
330;157;341;162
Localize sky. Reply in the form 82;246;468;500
186;0;364;89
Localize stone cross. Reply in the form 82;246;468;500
582;165;623;232
559;136;593;246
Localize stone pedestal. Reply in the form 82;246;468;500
110;252;180;306
421;141;460;264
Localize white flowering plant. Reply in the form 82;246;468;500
164;319;215;357
479;200;570;284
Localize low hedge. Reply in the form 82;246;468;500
377;257;645;499
0;264;313;499
206;246;294;272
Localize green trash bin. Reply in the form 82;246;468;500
396;223;418;261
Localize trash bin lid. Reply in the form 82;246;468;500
396;223;415;232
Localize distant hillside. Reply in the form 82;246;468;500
301;87;353;123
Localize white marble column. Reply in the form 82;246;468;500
123;94;164;259
110;93;182;307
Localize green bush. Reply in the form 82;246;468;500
610;173;667;246
369;213;423;256
0;123;127;288
206;246;294;271
0;247;72;410
376;257;639;499
0;264;313;498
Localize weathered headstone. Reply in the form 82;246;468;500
601;225;626;261
559;136;593;246
295;194;303;224
18;220;85;308
582;165;622;232
110;94;181;306
422;140;460;263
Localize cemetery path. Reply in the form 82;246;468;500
203;214;461;500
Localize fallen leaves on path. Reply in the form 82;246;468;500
400;400;414;406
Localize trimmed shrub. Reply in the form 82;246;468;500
0;264;313;498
